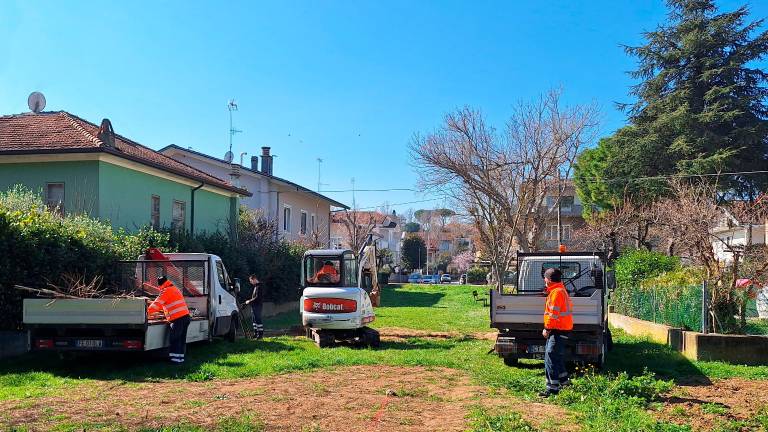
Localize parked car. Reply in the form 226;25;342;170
440;274;452;284
459;273;467;284
407;273;422;284
420;274;435;284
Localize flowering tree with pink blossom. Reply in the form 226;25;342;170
451;250;475;273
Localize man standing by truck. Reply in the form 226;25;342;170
147;276;191;364
244;274;264;339
540;268;573;397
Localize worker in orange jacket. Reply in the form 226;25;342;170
148;276;191;364
315;261;340;283
540;267;573;397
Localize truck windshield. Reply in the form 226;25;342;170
306;257;342;286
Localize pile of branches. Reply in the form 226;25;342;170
14;273;133;299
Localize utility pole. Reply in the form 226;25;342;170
556;171;563;247
317;158;323;192
351;177;356;210
228;99;242;154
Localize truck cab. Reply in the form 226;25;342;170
24;253;241;353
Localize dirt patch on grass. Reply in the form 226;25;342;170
1;365;566;431
659;378;768;430
378;327;497;341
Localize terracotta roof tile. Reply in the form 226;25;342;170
0;111;249;195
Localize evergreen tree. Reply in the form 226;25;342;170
575;0;768;207
623;0;768;198
400;235;427;271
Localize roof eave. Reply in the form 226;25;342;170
160;144;343;206
0;147;251;197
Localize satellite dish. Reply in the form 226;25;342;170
28;92;46;113
224;151;234;163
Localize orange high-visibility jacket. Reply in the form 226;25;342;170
317;264;338;276
147;280;190;322
543;282;574;331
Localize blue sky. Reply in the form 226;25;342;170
1;1;766;213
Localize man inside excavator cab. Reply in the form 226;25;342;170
312;260;341;284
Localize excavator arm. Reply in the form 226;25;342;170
358;235;381;307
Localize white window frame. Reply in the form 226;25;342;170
283;205;292;233
300;210;308;235
172;200;186;231
45;182;65;215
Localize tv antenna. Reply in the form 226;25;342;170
28;92;46;113
316;158;329;192
227;99;242;154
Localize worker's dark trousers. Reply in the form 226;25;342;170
168;315;191;364
251;302;263;338
544;332;569;392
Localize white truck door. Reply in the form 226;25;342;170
212;257;239;319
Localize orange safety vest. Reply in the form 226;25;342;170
544;282;574;331
147;280;190;321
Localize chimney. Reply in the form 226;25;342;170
261;146;273;176
97;119;115;148
250;155;259;171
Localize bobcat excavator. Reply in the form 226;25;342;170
300;234;381;348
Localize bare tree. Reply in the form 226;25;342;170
337;210;378;255
411;89;598;290
653;180;768;332
573;198;663;258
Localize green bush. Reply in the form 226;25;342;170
0;186;171;330
614;249;680;289
467;266;487;284
613;267;706;330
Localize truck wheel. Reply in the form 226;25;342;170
317;331;335;348
227;313;238;342
503;356;518;367
362;327;380;348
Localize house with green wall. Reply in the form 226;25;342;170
0;111;251;234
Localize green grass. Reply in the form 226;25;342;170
371;284;492;332
14;414;265;432
4;283;768;432
467;407;539;431
265;283;491;332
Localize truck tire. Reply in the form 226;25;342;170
227;313;238;342
503;356;519;367
362;327;380;348
317;331;335;348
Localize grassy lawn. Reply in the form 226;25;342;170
3;283;768;431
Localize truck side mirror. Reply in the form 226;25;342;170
233;278;241;294
606;270;616;291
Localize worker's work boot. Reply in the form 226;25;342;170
538;389;558;398
256;330;264;339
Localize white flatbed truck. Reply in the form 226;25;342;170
491;252;614;367
23;253;241;353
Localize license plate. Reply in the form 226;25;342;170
76;339;103;348
527;345;545;354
